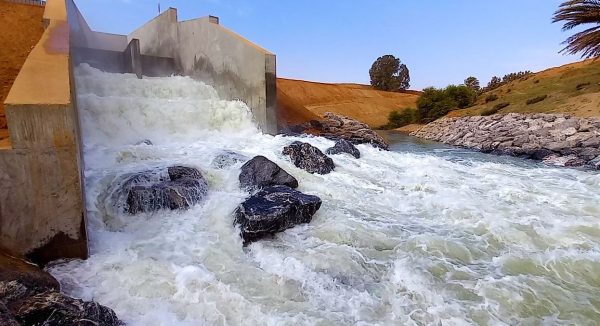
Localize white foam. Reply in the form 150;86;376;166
49;65;600;325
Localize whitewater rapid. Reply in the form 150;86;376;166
50;65;600;325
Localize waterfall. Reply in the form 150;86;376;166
49;65;600;325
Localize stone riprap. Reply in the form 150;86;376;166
319;113;389;150
411;113;600;169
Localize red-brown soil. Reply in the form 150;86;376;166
277;78;420;129
0;1;45;147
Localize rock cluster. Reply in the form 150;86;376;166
235;139;357;243
0;252;122;326
122;166;209;214
283;141;335;174
319;112;389;150
412;113;600;168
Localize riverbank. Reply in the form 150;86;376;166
277;78;420;129
412;113;600;169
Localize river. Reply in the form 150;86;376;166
49;66;600;325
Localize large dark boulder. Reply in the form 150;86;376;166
234;185;322;243
125;166;208;214
0;280;123;326
326;139;360;158
283;141;335;174
239;156;298;190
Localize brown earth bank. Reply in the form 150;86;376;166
449;59;600;119
412;113;600;169
277;78;420;129
0;1;45;147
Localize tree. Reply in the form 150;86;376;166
486;76;502;91
417;87;457;123
464;76;480;92
369;55;410;91
387;108;420;128
553;0;600;58
445;85;477;109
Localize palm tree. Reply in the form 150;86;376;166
553;0;600;58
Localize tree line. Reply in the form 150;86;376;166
370;0;599;128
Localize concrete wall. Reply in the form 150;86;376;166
128;9;278;134
0;0;87;264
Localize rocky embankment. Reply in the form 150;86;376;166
412;113;600;169
286;112;389;150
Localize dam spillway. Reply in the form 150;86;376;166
47;65;600;324
2;1;600;324
0;0;277;263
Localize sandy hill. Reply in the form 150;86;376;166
277;78;420;128
449;59;600;118
0;1;45;148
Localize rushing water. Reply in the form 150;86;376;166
49;65;600;325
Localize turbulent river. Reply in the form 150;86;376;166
49;65;600;325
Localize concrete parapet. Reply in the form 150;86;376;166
129;9;278;134
0;0;86;264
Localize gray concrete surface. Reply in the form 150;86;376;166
0;0;87;264
129;9;278;134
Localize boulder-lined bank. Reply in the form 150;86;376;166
287;112;389;150
412;113;600;169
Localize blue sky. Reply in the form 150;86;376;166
75;0;581;90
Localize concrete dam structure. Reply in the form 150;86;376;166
0;0;277;263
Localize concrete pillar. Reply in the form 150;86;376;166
124;38;142;78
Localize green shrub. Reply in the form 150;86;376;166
482;71;532;92
445;85;477;109
526;95;548;105
386;108;420;128
417;88;457;123
481;107;499;116
416;85;477;123
481;102;510;116
494;102;510;110
576;82;591;90
485;94;499;103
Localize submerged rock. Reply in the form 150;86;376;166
125;166;208;214
283;141;335;174
239;156;298;190
135;139;153;146
326;139;360;158
234;185;322;243
211;151;248;169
